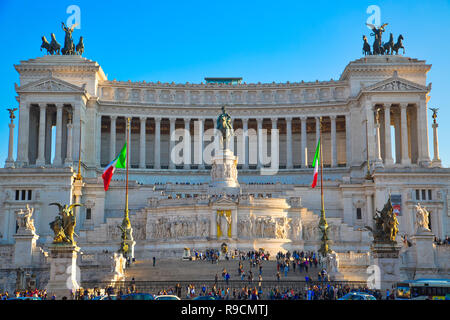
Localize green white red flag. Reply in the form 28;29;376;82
102;143;127;191
311;138;320;188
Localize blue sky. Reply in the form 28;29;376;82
0;0;449;167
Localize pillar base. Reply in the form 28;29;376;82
13;232;39;267
52;158;63;167
374;159;384;168
430;159;442;168
46;244;80;300
370;242;402;293
64;159;73;167
418;158;431;167
401;159;411;166
4;160;15;168
35;159;46;167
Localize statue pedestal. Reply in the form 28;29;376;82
46;244;80;299
124;239;136;260
411;230;438;278
13;231;39;267
324;251;345;281
112;253;126;282
209;148;240;196
182;248;192;261
370;242;402;293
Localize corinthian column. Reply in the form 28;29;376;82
400;103;411;165
183;118;191;169
431;111;442;167
154;117;161;169
257;118;263;169
16;102;30;167
36;104;47;166
330;115;337;167
286;117;293;169
169;118;176;169
110;115;117;160
5;114;15;168
197;118;205;169
242;118;249;169
301;116;307;167
53;104;63;166
64;120;73;167
384;104;394;166
374;107;383;167
139;117;146;169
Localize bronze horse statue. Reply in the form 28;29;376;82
40;36;51;54
75;36;84;55
40;33;61;55
49;33;61;55
381;33;394;55
362;35;371;55
393;34;405;55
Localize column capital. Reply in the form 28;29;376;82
241;117;249;123
256;118;263;124
285;116;292;122
140;116;147;122
184;118;191;124
400;103;409;109
110;115;117;121
271;117;278;123
38;103;46;110
300;116;307;122
154;116;162;122
169;117;176;124
55;103;64;110
330;115;337;120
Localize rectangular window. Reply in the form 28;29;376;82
86;208;91;220
356;208;362;220
27;190;32;201
421;190;426;200
428;190;432;201
21;190;26;201
15;190;20;201
415;189;420;200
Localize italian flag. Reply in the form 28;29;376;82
311;138;320;188
102;143;127;191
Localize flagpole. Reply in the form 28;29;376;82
76;119;82;181
124;117;130;224
318;116;330;259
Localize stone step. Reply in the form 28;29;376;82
125;258;321;282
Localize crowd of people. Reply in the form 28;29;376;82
192;248;271;265
434;236;449;245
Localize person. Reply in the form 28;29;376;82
276;271;281;283
152;256;156;267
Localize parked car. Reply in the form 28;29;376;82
92;294;118;300
8;296;42;300
338;292;376;300
154;295;181;300
121;293;154;300
192;295;217;300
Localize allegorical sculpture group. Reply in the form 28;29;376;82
40;22;84;56
366;196;399;243
363;23;405;56
49;202;82;245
